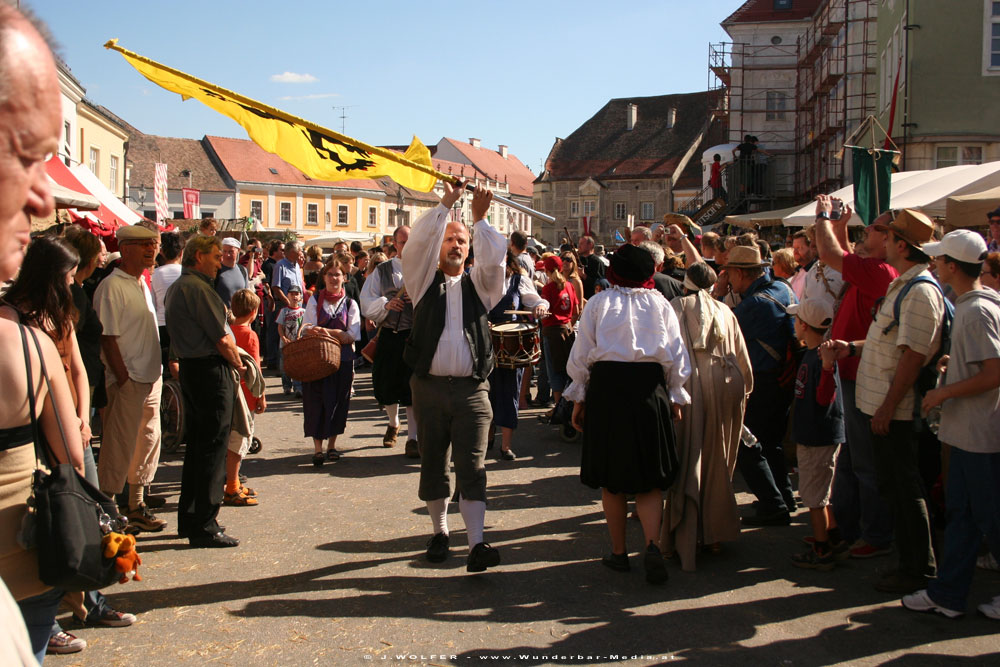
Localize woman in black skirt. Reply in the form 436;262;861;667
566;244;691;584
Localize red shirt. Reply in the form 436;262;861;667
831;252;898;381
541;281;578;327
710;161;722;188
231;323;261;411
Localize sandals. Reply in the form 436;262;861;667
239;485;257;498
326;449;341;461
311;452;325;467
223;491;258;506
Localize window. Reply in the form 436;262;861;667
935;146;983;168
88;147;98;175
613;202;627;220
569;200;579;217
988;1;1000;72
641;202;655;220
250;200;263;221
143;210;156;220
766;91;787;121
368;206;377;227
279;202;292;224
773;0;792;9
201;211;214;219
305;203;318;225
109;156;118;190
172;210;184;219
583;200;596;216
337;205;348;226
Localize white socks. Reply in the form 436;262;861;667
459;497;486;547
426;498;448;536
405;406;418;440
385;403;400;428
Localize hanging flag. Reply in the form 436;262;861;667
105;40;437;192
154;163;169;224
182;187;201;219
582;215;589;236
851;147;893;226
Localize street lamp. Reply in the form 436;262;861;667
133;183;146;209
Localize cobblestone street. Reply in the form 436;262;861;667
53;370;1000;666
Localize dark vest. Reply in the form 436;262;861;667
403;270;493;381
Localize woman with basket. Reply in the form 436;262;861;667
298;260;360;466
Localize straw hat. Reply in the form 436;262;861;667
724;245;769;268
663;212;702;235
887;209;935;250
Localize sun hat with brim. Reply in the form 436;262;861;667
923;229;988;264
787;298;834;330
887;208;935;249
663;212;702;235
723;245;769;269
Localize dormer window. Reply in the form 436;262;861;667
774;0;792;10
269;167;279;175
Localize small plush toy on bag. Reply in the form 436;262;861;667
101;532;143;583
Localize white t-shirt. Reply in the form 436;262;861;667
151;262;182;327
94;268;162;383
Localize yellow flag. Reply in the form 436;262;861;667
105;40;439;192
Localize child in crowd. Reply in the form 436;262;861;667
789;297;846;571
276;284;305;397
225;289;266;506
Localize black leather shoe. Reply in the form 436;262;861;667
189;532;239;548
644;543;668;584
467;542;500;572
602;552;630;572
425;532;450;563
742;510;792;527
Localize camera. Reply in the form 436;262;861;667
830;199;843;220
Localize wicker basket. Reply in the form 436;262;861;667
281;335;341;383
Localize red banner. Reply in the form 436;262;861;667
182;187;201;219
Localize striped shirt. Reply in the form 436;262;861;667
856;265;944;420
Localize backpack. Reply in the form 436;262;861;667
753;283;803;390
879;274;953;400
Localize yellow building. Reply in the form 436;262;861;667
77;99;129;199
205;135;388;244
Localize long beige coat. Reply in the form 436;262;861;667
660;291;752;572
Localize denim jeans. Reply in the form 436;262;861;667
17;587;63;664
541;336;569;394
81;447;111;620
278;349;301;393
830;377;894;547
927;448;1000;612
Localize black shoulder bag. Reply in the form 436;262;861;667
18;324;124;591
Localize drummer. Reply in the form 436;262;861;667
489;252;549;460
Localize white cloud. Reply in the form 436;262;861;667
270;71;318;84
277;93;340;101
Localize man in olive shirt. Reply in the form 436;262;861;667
165;235;244;548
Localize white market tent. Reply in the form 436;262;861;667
724;204;804;228
945;185;1000;228
69;164;143;225
782;161;1000;227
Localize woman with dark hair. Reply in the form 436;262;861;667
0;233;87;657
538;255;578;423
487;252;548;460
301;259;360;466
565;244;691;584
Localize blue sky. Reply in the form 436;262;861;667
33;0;744;173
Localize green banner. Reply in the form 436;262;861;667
852;147;893;226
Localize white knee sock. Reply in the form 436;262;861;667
385;403;400;428
405;406;418;440
427;498;448;536
459;496;486;547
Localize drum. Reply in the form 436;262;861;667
490;322;540;369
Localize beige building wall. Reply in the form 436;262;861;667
76;104;128;198
238;189;269;224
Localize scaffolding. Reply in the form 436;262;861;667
709;0;878;209
795;0;877;197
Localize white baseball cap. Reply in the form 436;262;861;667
221;237;242;249
923;229;987;264
787;297;834;330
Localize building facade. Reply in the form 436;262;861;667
534;91;722;245
877;0;1000;171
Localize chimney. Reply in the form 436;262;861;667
469;137;481;148
499;144;508;159
627;103;637;131
667;107;677;129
